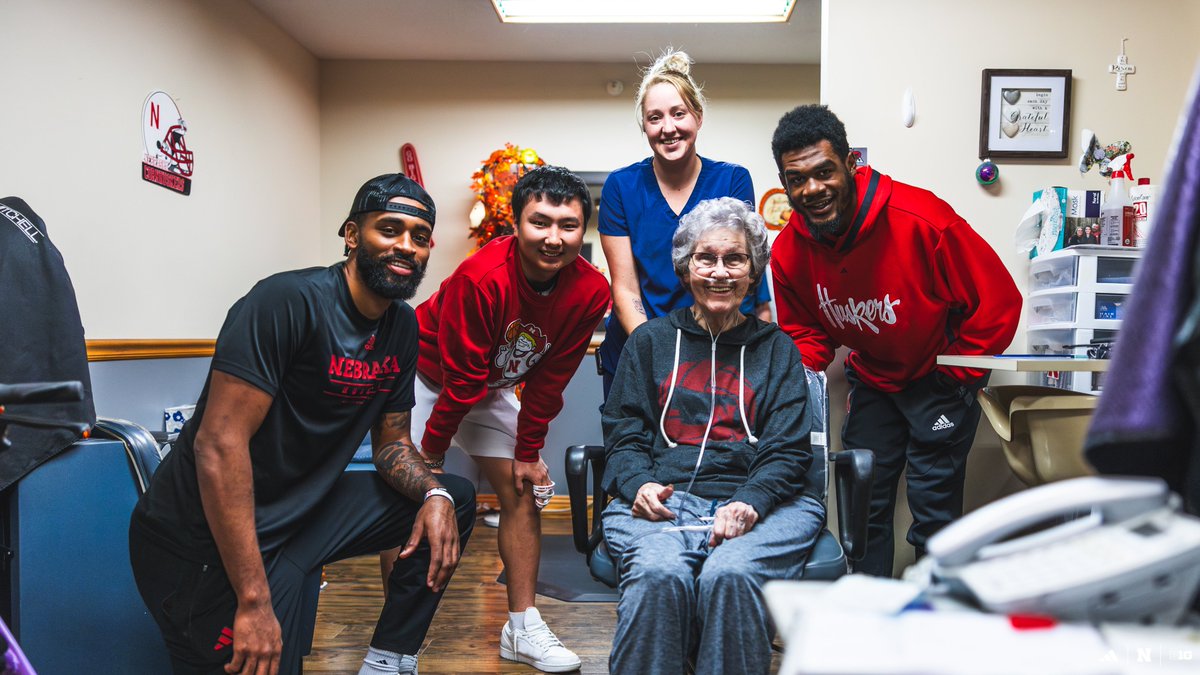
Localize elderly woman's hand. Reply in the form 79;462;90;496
632;482;677;521
709;501;759;547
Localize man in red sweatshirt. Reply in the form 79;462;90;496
769;105;1022;577
382;165;609;672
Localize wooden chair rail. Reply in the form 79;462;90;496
87;336;601;362
86;339;216;362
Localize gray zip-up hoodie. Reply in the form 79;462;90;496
602;308;819;518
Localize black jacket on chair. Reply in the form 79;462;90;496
0;196;95;490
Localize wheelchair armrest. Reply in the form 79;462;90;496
565;444;606;555
831;448;875;562
93;418;164;495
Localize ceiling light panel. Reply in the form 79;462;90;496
490;0;797;24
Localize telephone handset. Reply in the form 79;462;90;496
927;476;1200;624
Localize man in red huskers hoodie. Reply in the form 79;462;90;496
768;105;1021;577
378;166;609;673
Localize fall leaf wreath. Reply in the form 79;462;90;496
469;144;545;249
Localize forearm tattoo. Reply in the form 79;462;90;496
383;411;409;434
376;412;440;501
632;299;646;317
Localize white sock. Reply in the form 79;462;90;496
509;610;526;630
523;606;545;627
358;646;402;675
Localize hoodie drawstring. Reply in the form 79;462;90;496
658;329;683;449
738;345;759;444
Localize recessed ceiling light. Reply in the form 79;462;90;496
490;0;797;24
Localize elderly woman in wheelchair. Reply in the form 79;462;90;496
600;197;824;675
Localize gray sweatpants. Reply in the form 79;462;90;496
602;491;825;675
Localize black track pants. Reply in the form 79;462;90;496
130;471;476;674
842;368;985;577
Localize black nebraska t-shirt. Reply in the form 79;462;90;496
132;262;418;562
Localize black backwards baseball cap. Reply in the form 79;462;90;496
339;173;437;236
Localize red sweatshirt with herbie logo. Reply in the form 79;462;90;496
415;236;610;461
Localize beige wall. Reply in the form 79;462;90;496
0;0;320;338
5;0;1193;346
319;60;819;302
821;0;1200;571
822;0;1200;354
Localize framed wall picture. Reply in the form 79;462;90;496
978;69;1072;160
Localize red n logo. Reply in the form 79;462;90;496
150;102;160;129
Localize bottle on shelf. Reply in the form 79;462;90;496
1130;176;1155;248
1100;153;1135;247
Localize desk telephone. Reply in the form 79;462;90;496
927;476;1200;624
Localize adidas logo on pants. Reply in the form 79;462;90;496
931;414;955;431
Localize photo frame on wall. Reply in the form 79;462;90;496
978;69;1072;160
758;188;792;231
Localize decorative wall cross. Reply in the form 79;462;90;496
1108;38;1136;91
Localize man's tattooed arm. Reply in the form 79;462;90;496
372;411;441;501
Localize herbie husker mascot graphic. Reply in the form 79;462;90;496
491;320;550;388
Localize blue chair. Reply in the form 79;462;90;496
94;418;337;660
0;397;173;673
566;371;874;585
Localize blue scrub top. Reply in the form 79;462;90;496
597;156;769;370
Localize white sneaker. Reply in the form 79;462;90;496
500;607;581;672
396;655;418;675
483;511;500;528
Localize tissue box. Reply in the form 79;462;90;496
163;404;196;435
1030;186;1069;258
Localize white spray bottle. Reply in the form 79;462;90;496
1100;153;1135;247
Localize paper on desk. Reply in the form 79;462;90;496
766;576;922;643
1098;623;1200;674
820;574;923;613
781;609;1117;675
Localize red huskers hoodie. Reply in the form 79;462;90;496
770;166;1021;392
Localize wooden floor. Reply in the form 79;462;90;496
303;511;618;674
303;511;784;674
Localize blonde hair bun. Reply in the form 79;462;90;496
649;49;693;78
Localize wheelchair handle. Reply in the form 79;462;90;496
0;381;84;406
0;381;90;451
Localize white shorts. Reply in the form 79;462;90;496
412;372;520;460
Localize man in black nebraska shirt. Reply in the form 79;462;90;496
129;174;475;675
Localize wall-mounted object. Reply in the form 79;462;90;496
469;144;545;248
141;91;194;195
758;188;792;231
399;143;425;186
976;159;999;186
979;69;1072;160
1107;38;1136;91
902;88;916;127
606;80;625;96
